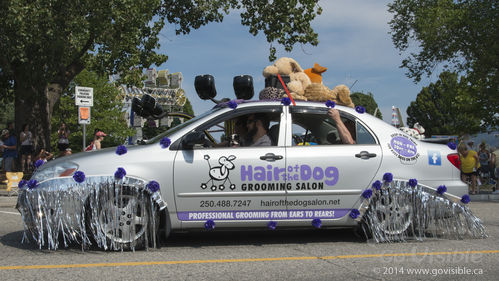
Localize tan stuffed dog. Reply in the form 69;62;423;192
303;63;355;108
262;57;311;101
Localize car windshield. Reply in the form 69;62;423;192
147;107;220;144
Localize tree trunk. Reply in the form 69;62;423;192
15;83;62;154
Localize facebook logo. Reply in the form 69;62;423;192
428;151;441;166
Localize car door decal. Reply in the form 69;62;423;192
201;155;237;191
387;133;420;164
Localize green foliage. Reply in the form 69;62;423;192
0;101;14;129
160;0;322;61
51;70;135;152
182;99;195;116
388;0;498;130
406;71;481;137
351;92;383;119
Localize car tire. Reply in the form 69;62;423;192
86;186;159;250
364;191;413;238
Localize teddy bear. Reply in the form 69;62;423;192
302;63;355;108
259;57;311;101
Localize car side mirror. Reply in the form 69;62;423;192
182;131;205;149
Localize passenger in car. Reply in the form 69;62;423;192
327;109;355;144
247;113;272;146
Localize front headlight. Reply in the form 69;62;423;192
31;161;79;183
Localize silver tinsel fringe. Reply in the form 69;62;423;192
357;180;487;242
17;176;166;251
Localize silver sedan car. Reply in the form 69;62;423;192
18;98;471;250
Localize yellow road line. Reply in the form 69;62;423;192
1;250;499;270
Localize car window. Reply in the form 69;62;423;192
290;109;376;145
188;107;282;149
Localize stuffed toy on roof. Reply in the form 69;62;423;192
259;57;311;101
303;63;355;108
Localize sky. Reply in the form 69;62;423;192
153;0;440;125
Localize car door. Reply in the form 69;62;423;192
173;105;288;228
284;106;382;223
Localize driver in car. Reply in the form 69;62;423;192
247;113;272;146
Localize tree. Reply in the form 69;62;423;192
182;99;195;117
51;70;135;152
388;0;498;130
0;1;322;151
406;71;480;137
351;92;383;119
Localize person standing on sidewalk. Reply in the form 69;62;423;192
1;129;17;172
458;142;480;195
20;124;34;172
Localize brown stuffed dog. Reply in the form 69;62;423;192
303;63;354;108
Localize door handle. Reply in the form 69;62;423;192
355;151;377;159
260;153;283;161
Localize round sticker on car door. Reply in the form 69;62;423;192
388;133;420;165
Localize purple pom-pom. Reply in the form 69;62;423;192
372;180;382;191
312;218;322;228
349;209;360;219
267;221;277;230
325;100;336;108
361;189;373;199
461;194;470;204
27;179;38;189
115;145;127;155
408;178;418;187
205;219;215;230
73;171;85;183
34;159;45;169
227;100;238;109
147;180;160;193
383;172;393;183
437;185;447;195
114;167;127;180
447;142;457;150
18;179;27;189
281;97;291;106
355;105;366;114
160;137;171;149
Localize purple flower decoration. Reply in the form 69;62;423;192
408;178;418;188
349;209;360;219
325;100;336;108
361;189;373;199
437;185;447;195
281;97;291;106
27;179;38;189
147;180;160;193
267;221;277;230
205;219;215;230
73;171;85;183
355;105;366;114
160;137;171;149
34;159;45;169
312;218;322;228
461;194;471;204
383;172;393;183
115;145;127;155
18;179;27;189
447;142;457;150
227;100;238;109
372;180;382;191
114;167;127;180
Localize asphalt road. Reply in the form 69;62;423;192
0;196;498;280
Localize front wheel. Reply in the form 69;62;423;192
87;187;158;250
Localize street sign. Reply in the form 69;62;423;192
78;106;91;124
75;86;94;106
